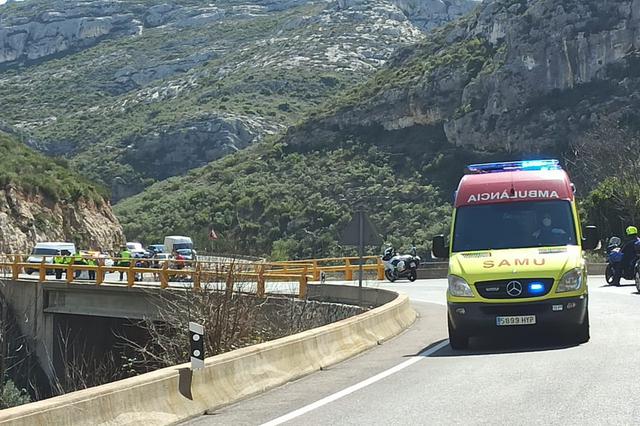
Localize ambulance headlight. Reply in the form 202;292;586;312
448;275;473;297
556;268;584;293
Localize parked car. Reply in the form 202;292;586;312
126;242;143;251
176;248;196;262
152;253;173;268
147;244;165;254
26;242;77;274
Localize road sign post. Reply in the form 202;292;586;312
189;322;204;370
358;210;364;289
340;209;382;295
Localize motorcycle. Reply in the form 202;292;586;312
605;236;640;292
382;247;420;282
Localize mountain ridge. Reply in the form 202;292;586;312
115;0;640;258
0;0;476;200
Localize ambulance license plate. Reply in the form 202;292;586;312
496;315;536;326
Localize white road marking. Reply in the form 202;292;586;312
260;339;450;426
411;298;447;306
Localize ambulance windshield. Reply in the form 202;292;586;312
452;200;577;252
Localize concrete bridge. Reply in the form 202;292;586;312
0;272;412;425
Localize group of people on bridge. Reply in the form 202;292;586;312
48;245;187;282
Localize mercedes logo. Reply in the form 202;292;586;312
506;281;523;297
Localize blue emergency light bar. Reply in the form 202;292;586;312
467;159;561;174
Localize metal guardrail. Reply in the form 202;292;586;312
267;256;385;281
0;254;312;298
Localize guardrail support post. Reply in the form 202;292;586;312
96;260;104;285
127;263;134;287
66;263;74;284
377;257;385;280
11;255;20;280
312;260;319;281
345;259;352;281
193;263;201;291
225;263;235;298
38;258;46;283
160;263;168;289
257;265;265;298
298;267;308;299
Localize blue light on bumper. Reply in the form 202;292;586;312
528;282;545;295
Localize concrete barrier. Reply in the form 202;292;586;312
586;263;606;275
0;285;415;425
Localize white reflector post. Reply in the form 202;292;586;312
189;321;205;370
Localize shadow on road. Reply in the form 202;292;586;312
598;283;636;288
413;330;582;358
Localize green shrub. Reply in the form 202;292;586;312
0;380;31;409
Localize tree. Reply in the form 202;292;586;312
567;117;640;237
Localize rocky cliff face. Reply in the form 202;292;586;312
0;4;140;66
0;187;124;253
290;0;640;155
0;0;476;67
113;113;283;199
0;131;124;253
448;0;640;151
389;0;477;30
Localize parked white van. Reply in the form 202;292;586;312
164;236;193;253
26;242;77;274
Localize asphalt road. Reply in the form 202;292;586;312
184;276;640;425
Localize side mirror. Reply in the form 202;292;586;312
432;235;449;259
582;226;599;250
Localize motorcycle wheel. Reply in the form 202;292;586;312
636;269;640;294
385;270;396;283
408;269;417;282
605;264;615;285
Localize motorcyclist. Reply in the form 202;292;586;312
382;246;395;262
381;245;419;282
612;226;640;286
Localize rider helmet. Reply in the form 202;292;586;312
626;226;638;236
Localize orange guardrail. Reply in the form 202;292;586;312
0;254;312;298
0;253;389;298
265;255;385;281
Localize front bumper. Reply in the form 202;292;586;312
448;295;588;336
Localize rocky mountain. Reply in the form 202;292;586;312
116;0;640;258
0;0;476;200
0;131;124;253
305;0;640;154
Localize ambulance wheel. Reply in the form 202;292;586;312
448;316;468;350
408;270;417;282
385;270;396;283
575;308;590;344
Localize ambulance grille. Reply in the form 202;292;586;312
475;278;554;299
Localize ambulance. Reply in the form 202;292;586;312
432;160;599;349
